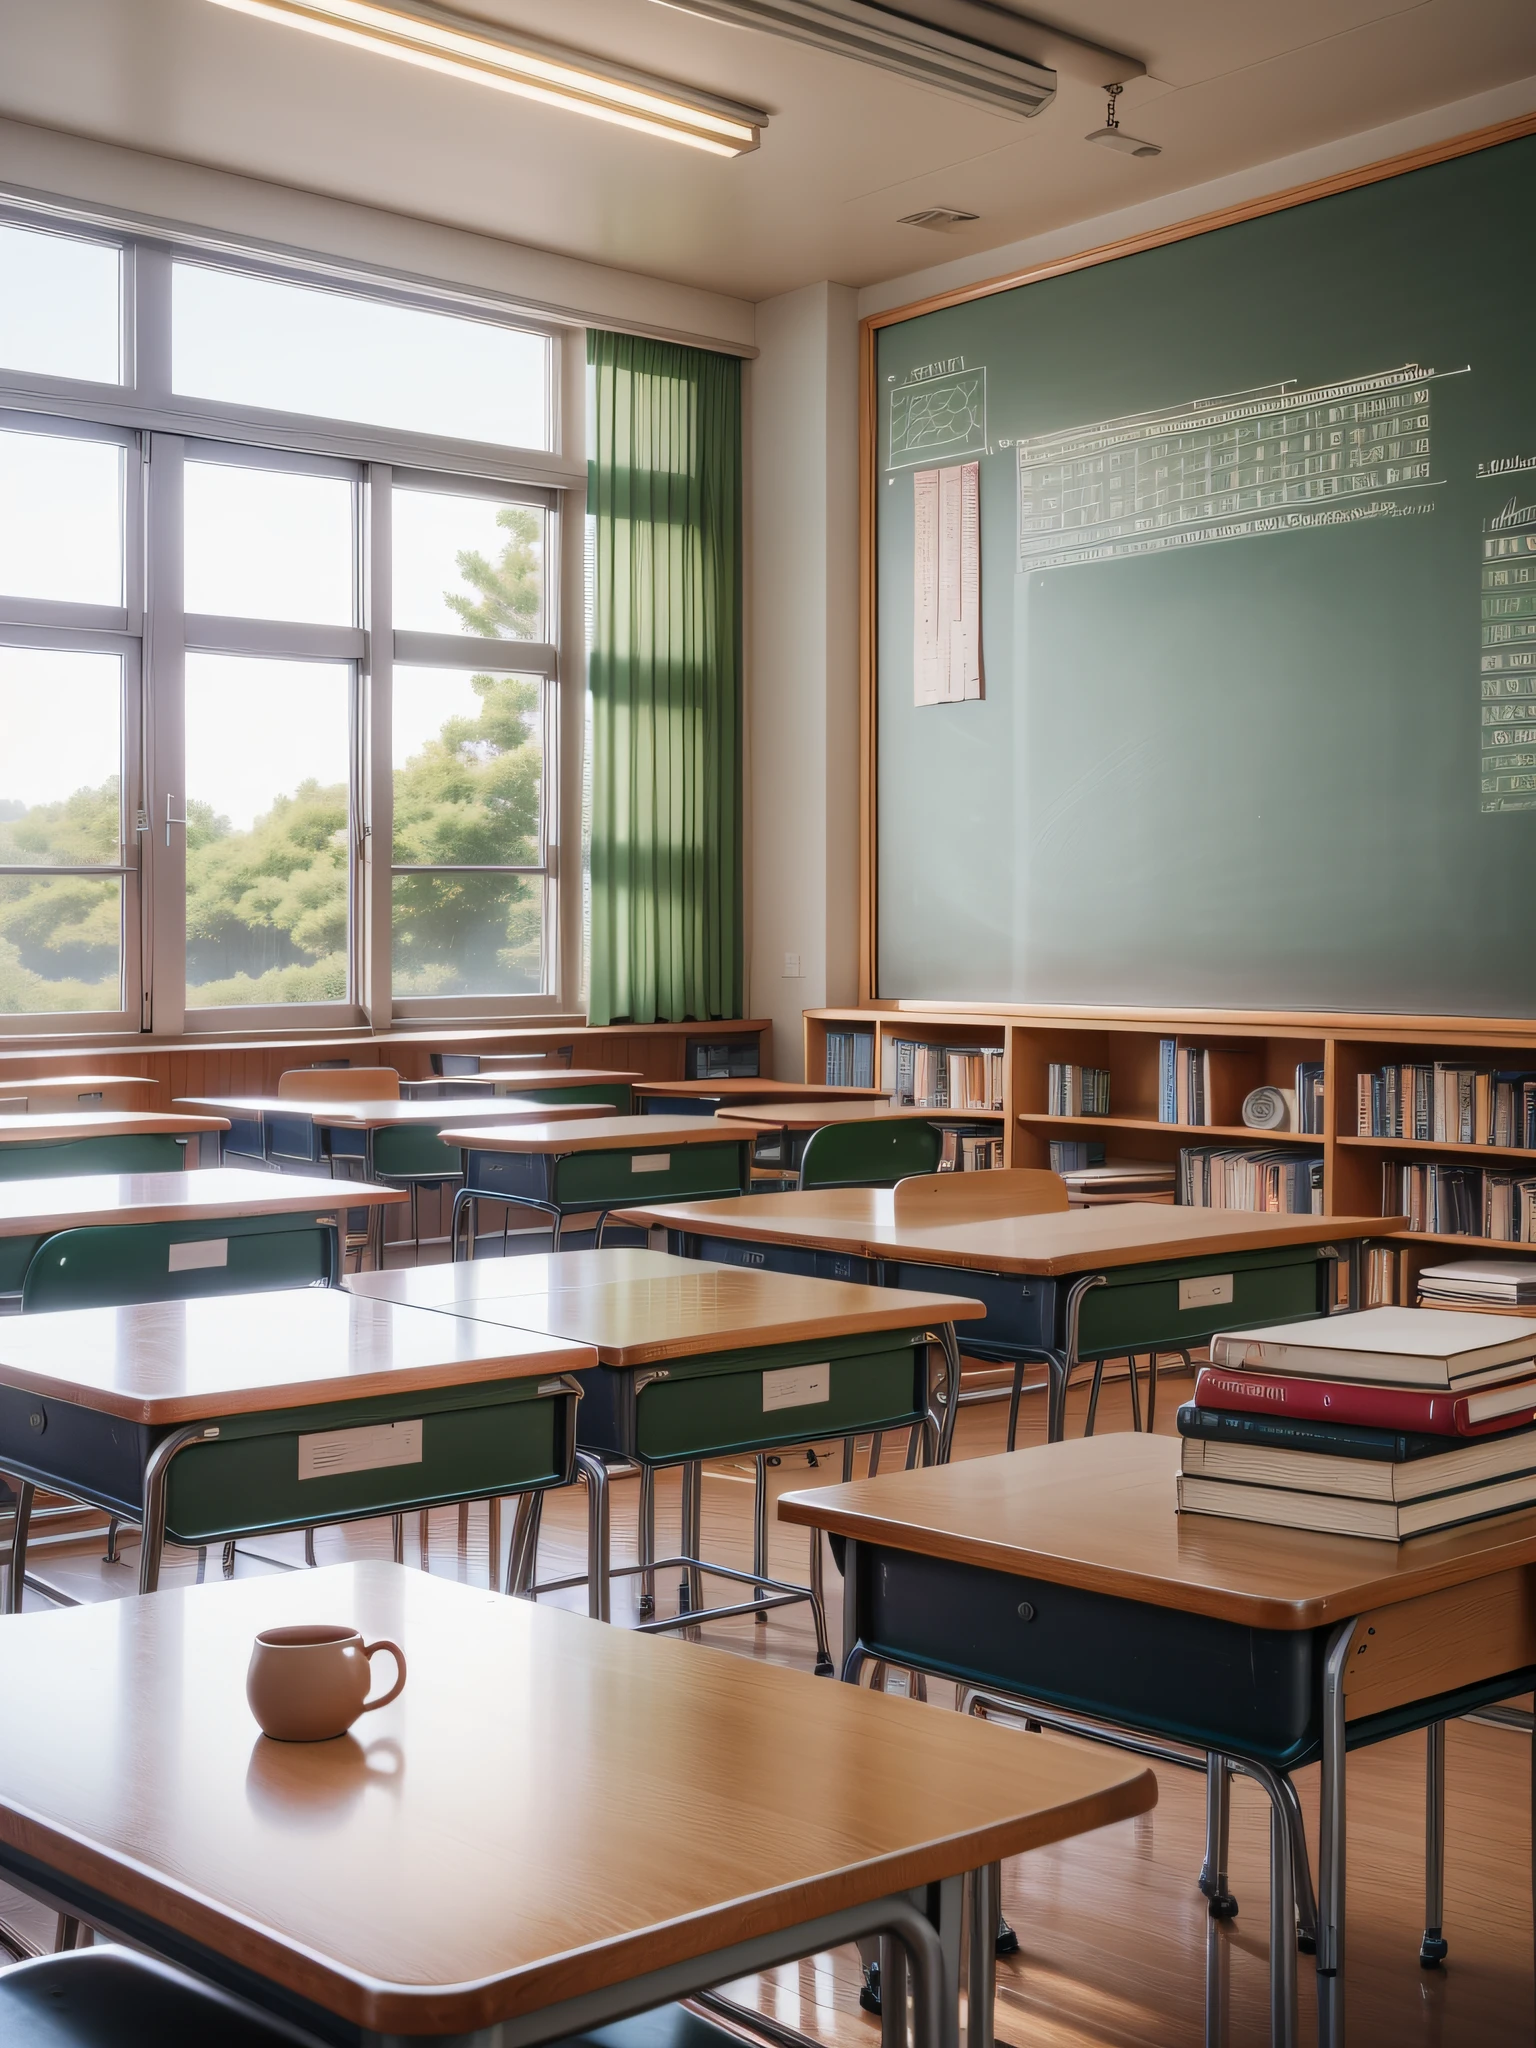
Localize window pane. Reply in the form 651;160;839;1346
173;265;551;449
185;654;351;1008
391;667;542;868
392;875;543;997
392;489;544;639
0;430;123;607
0;875;121;1015
0;647;122;865
185;461;355;625
0;224;120;384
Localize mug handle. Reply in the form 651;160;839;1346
358;1639;407;1714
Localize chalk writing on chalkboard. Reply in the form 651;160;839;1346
1480;495;1536;814
1016;363;1459;572
889;366;987;469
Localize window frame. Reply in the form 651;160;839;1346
0;204;587;1038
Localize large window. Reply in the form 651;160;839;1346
0;214;580;1032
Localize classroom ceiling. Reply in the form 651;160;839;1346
0;0;1533;305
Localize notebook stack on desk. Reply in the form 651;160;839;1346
1174;1307;1536;1541
1418;1259;1536;1309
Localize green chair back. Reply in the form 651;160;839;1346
0;1134;188;1181
797;1118;943;1192
20;1219;337;1312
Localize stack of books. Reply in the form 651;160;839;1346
939;1130;1005;1171
886;1039;1004;1111
1058;1158;1176;1205
1418;1259;1536;1309
1047;1062;1110;1116
1175;1308;1536;1540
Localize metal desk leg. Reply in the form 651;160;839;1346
1421;1719;1449;1966
753;1453;769;1620
638;1464;656;1616
880;1932;908;2048
574;1450;611;1623
486;1496;501;1592
841;1538;862;1681
1316;1619;1357;2048
931;1326;961;1464
1201;1756;1238;1918
3;1480;34;1615
507;1491;545;1596
680;1460;704;1615
1061;1275;1107;1441
138;1425;207;1595
965;1862;998;2048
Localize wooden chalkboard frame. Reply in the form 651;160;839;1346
859;108;1536;1029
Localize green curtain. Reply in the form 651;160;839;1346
586;329;743;1026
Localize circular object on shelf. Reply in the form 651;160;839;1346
1242;1084;1293;1130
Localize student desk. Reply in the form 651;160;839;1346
0;1289;594;1608
714;1097;954;1184
634;1078;889;1115
780;1434;1536;2048
443;1114;756;1254
348;1251;985;1669
0;1562;1155;2048
0;1074;159;1114
473;1064;642;1113
631;1194;1397;1444
0;1110;227;1181
0;1165;405;1309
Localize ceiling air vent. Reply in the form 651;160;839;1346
899;206;980;231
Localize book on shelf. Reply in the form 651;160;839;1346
823;1028;876;1090
939;1129;1005;1171
690;1040;759;1079
1207;1306;1536;1389
1156;1040;1255;1127
1363;1244;1411;1307
1175;1467;1536;1541
1047;1063;1110;1117
1295;1061;1325;1135
1383;1158;1536;1240
887;1039;1003;1112
1356;1062;1536;1144
1191;1362;1536;1435
1418;1258;1536;1307
1048;1139;1105;1172
1178;1405;1536;1498
1178;1146;1321;1214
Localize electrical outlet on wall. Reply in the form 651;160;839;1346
783;952;803;978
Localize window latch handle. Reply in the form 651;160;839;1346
165;794;187;846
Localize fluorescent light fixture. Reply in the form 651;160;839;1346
1086;124;1159;157
655;0;1058;117
208;0;766;154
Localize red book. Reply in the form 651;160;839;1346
1192;1365;1536;1439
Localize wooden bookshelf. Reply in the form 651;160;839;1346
805;1004;1536;1297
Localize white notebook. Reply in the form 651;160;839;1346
1208;1307;1536;1389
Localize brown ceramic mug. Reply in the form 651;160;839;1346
247;1624;406;1743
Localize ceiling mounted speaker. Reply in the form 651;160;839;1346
654;0;1142;118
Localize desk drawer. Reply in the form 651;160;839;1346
516;1083;634;1114
1078;1247;1328;1357
892;1264;1056;1354
553;1142;748;1209
864;1544;1323;1767
691;1234;873;1284
577;1333;929;1463
163;1378;571;1544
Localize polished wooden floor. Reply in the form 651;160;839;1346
3;1346;1531;2044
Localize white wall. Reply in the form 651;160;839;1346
745;282;860;1079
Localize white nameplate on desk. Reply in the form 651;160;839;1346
631;1153;671;1173
298;1419;423;1481
168;1238;227;1272
1179;1273;1233;1310
762;1363;830;1412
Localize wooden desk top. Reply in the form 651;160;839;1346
779;1434;1536;1630
0;1290;592;1423
476;1065;642;1086
0;1165;406;1239
441;1114;749;1154
0;1111;227;1143
716;1099;961;1131
346;1248;680;1305
6;1075;159;1095
176;1096;603;1130
612;1193;1396;1274
634;1080;889;1103
351;1254;986;1366
0;1564;1154;2035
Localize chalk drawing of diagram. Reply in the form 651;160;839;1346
889;368;988;469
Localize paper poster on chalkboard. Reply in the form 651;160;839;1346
913;460;981;705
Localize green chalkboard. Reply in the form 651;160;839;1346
875;130;1536;1016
